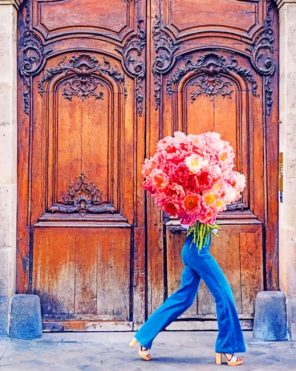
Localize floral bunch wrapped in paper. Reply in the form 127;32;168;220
142;131;246;249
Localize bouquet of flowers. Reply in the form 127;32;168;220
142;131;246;249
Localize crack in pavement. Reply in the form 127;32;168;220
0;349;7;363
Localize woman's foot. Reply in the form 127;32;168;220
138;346;152;361
216;352;243;366
129;337;152;361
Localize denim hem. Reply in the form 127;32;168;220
215;347;247;353
134;334;152;349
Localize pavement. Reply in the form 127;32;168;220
0;331;295;371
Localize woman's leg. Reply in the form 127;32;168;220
188;249;246;354
135;264;201;349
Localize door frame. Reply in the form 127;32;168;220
16;0;279;329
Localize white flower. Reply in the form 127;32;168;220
185;154;208;173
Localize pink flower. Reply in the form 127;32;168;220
184;193;201;212
228;171;246;192
197;170;214;191
171;163;190;184
179;212;199;226
163;184;186;199
163;201;180;217
142;130;246;226
199;208;217;224
150;169;168;189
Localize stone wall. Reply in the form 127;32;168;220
0;1;18;299
278;0;296;340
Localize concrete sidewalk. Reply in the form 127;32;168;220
0;331;295;371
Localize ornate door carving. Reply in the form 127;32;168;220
17;0;278;331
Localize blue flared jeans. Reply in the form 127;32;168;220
135;234;246;353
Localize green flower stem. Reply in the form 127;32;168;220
187;221;220;250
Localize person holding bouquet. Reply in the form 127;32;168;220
129;131;246;366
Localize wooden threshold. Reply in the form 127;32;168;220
43;320;133;332
43;319;252;332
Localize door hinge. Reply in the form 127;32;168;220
279;152;283;203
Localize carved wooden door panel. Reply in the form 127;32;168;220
17;0;146;330
146;0;278;330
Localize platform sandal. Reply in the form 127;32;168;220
129;337;152;361
215;353;243;366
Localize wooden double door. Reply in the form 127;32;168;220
17;0;278;331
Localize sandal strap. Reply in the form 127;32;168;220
225;353;235;362
140;346;149;352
